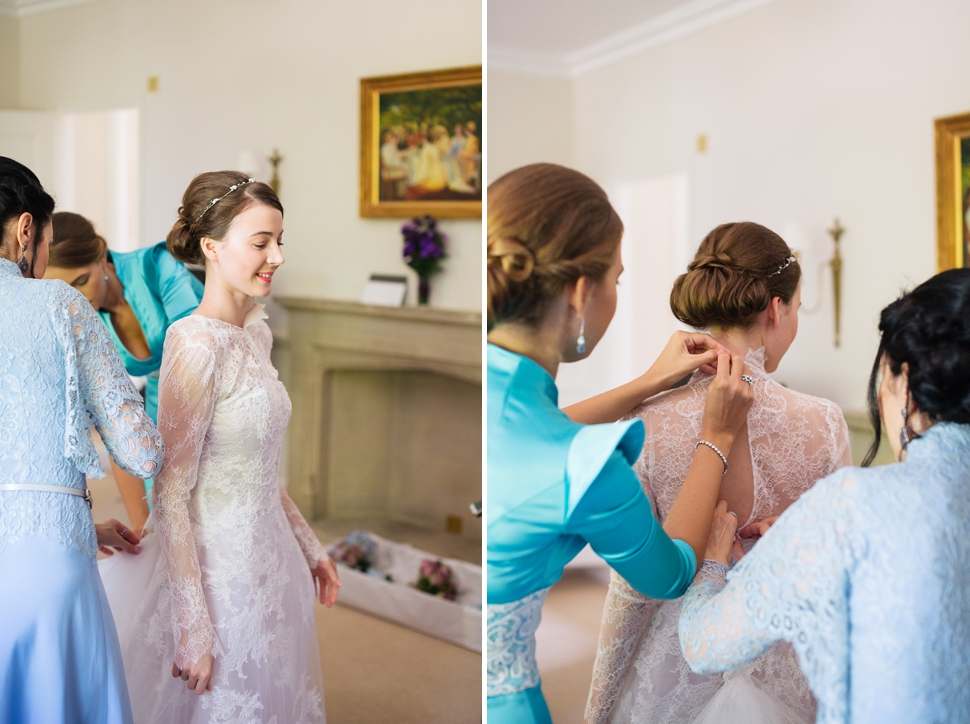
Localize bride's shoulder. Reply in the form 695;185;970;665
628;378;707;421
765;380;846;431
164;315;226;353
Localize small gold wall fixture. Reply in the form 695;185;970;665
697;134;708;153
147;76;159;93
268;148;283;195
827;218;845;348
446;514;463;535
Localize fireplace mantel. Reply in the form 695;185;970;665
275;296;482;528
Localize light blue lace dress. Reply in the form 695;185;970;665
679;422;970;724
0;258;164;724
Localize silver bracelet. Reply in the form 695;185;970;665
695;439;728;475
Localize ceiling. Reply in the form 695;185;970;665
488;0;690;55
488;0;782;76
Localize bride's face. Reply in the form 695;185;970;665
763;280;801;373
204;203;284;298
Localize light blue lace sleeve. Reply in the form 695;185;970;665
679;471;856;724
54;284;163;478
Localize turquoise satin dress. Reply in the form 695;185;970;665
487;344;697;724
97;242;203;423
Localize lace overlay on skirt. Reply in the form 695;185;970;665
487;586;551;697
587;349;850;724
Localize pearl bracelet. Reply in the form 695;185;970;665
695;439;728;475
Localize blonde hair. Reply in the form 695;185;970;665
487;163;623;327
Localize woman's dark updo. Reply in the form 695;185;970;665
167;171;283;266
670;222;800;329
863;268;970;466
0;156;55;276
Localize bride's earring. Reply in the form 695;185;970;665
576;316;586;355
16;242;28;274
899;406;910;452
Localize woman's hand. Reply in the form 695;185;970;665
172;653;214;695
699;353;754;452
310;555;341;608
739;516;779;540
646;331;727;388
704;500;738;565
95;518;141;556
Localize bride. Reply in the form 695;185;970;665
100;171;340;723
578;222;851;724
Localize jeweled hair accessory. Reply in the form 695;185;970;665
770;252;797;276
196;178;256;221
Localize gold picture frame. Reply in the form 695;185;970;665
934;111;970;270
359;65;482;219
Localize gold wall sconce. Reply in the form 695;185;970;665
268;148;283;195
827;218;844;348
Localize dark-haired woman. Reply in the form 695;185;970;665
99;171;339;724
487;164;754;724
677;267;970;724
585;222;851;724
0;157;163;723
44;212;203;532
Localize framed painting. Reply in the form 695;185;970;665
934;111;970;270
360;65;482;219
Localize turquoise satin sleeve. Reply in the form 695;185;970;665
568;450;697;599
152;245;203;324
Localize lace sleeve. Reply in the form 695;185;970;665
280;486;327;567
586;570;662;723
679;471;856;722
59;284;163;478
153;325;222;668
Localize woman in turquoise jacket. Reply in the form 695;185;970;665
45;212;203;531
486;163;754;724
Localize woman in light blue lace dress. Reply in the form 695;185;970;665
487;164;754;724
679;268;970;724
0;157;164;724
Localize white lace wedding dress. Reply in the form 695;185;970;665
100;306;329;724
586;350;851;724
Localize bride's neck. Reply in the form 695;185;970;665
708;325;765;358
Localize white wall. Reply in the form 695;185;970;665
492;0;970;412
13;0;482;317
487;70;573;183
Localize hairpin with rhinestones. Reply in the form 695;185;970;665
196;178;256;221
770;253;797;276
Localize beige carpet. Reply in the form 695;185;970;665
89;468;482;724
534;567;611;724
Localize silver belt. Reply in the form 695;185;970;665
0;484;92;508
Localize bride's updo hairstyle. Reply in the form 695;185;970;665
670;222;800;329
487;163;623;328
167;171;283;266
863;268;970;466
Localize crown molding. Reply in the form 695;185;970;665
487;46;571;77
489;0;782;78
0;0;105;18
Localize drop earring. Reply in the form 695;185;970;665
16;242;28;275
576;316;586;355
899;406;910;452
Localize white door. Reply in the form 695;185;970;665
0;110;60;194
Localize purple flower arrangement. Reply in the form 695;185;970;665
401;215;447;304
413;559;459;601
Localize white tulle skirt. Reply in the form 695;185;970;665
690;676;810;724
99;526;326;724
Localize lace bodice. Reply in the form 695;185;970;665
679;423;970;724
152;307;327;671
487;586;550;697
587;350;851;723
0;259;163;558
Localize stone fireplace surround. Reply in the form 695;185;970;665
275;297;481;548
